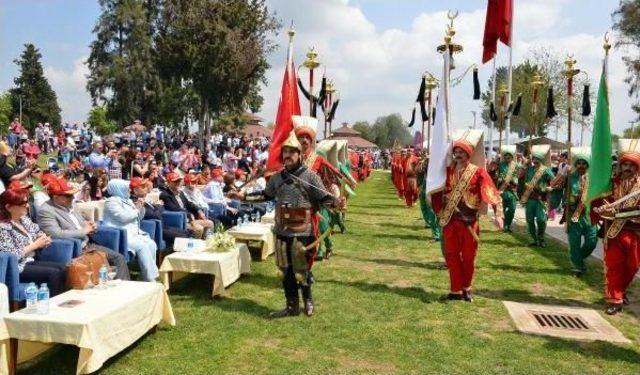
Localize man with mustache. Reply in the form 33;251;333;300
431;130;502;302
241;129;344;317
550;148;597;277
293;116;354;260
518;145;555;247
495;145;520;233
592;139;640;315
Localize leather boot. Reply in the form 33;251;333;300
269;298;300;318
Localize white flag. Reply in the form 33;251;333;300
425;51;452;197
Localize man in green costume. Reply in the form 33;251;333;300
518;144;554;247
495;145;519;232
551;147;598;276
417;152;441;241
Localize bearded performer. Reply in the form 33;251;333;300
431;130;502;302
518;145;554;247
403;148;420;207
592;139;640;315
243;130;344;317
293;115;353;259
496;145;520;232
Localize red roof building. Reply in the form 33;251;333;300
327;124;378;149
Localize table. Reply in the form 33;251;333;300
0;283;9;375
75;200;105;222
260;210;275;224
226;222;275;260
4;281;175;375
160;243;251;297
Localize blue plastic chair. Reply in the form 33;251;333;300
162;211;187;231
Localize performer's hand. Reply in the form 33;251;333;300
333;197;346;211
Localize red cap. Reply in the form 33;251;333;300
47;177;79;195
620;152;640;169
211;168;223;178
184;174;197;184
452;140;473;157
40;173;57;189
166;172;183;182
130;177;150;190
8;180;33;191
234;169;245;178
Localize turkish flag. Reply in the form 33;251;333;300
482;0;512;63
266;41;301;172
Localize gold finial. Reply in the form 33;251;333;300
303;47;320;70
604;32;612;53
563;55;580;78
498;82;509;95
326;80;336;94
287;21;295;41
437;10;463;54
424;74;438;89
531;73;544;88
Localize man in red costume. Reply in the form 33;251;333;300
432;130;502;302
592;138;640;315
403;148;420;207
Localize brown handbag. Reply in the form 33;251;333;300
66;248;109;289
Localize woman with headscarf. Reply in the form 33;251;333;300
102;179;159;281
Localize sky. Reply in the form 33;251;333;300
0;0;635;144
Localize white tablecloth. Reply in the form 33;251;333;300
227;223;275;260
4;281;175;375
159;243;251;297
260;210;275;224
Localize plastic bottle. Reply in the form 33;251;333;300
256;212;261;223
25;282;38;313
99;265;108;288
37;283;50;314
187;238;194;252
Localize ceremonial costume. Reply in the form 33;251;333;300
432;130;501;299
417;156;441;241
496;145;519;232
248;131;341;317
403;149;420;207
592;139;640;313
518;145;554;247
561;147;597;274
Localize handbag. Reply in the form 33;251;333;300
66;247;108;289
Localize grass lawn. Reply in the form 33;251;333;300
19;170;640;374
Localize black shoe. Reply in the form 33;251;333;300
324;249;333;260
528;242;539;247
438;262;448;270
314;255;324;262
573;270;584;278
269;299;300;318
538;240;547;248
304;299;314;317
503;228;512;233
462;290;474;302
440;293;464;301
606;304;623;315
623;293;630;306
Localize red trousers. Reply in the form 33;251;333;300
443;219;479;293
404;178;418;207
604;229;640;303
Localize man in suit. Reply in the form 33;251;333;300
160;172;214;238
36;177;130;280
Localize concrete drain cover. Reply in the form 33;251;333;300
503;301;631;343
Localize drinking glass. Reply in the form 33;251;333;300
107;266;118;286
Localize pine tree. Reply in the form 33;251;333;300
9;44;62;131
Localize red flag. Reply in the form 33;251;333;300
482;0;512;63
266;34;301;172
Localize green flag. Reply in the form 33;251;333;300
586;62;612;205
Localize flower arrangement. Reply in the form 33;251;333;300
205;225;236;253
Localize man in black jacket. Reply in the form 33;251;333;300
160;172;214;238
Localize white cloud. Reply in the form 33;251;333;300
44;56;90;123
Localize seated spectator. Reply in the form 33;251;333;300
0;188;67;296
160;172;214;239
89;168;109;200
0;141;37;188
102;179;158;281
36;177;130;280
197;165;211;185
130;177;190;247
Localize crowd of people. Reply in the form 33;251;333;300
391;135;639;316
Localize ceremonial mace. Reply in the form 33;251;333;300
324;79;336;137
422;73;438;153
497;83;509;151
528;74;544;154
301;47;320;117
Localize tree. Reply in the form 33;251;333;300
614;0;640;119
156;0;280;142
87;0;162;128
352;121;374;142
87;106;117;135
369;114;412;149
9;44;62;130
0;93;12;134
481;47;591;140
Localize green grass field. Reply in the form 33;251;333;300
19;170;640;374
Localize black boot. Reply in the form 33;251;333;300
440;293;464;301
623;293;630;305
462;290;474;302
324;247;333;259
269;298;300;318
605;304;623;315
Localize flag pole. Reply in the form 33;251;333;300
489;56;497;157
505;0;514;145
562;56;580;232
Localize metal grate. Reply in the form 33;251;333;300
530;311;592;331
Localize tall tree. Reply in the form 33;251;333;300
370;114;412;149
87;0;161;128
9;44;61;130
156;0;280;140
0;93;12;134
613;0;640;119
352;120;375;142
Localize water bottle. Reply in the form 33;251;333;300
256;212;261;222
237;217;244;228
187;238;194;253
37;283;50;314
99;265;108;288
25;282;38;313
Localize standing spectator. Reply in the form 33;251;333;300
0;141;36;187
9;117;23;148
